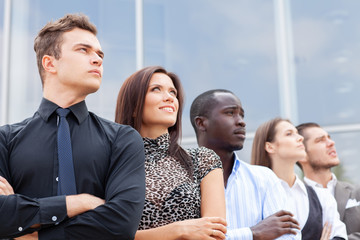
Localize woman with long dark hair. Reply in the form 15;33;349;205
115;66;226;240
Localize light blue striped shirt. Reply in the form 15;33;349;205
225;155;301;240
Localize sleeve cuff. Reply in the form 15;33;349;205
226;227;253;240
38;195;67;225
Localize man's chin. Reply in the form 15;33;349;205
328;162;340;169
87;84;101;94
310;161;340;170
328;157;340;167
232;144;244;151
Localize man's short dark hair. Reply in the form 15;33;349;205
296;122;321;143
190;89;234;135
295;122;321;169
34;13;97;84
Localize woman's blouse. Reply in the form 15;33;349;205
279;175;309;229
138;133;222;230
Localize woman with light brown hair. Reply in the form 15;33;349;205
251;118;335;240
115;66;227;240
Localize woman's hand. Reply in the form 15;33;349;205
0;176;14;195
320;221;332;240
135;217;227;240
173;217;227;240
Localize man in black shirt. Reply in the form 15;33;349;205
0;14;145;239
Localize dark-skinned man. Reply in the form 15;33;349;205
190;89;300;240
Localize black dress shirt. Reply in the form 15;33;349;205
0;98;145;239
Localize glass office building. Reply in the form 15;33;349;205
1;0;360;182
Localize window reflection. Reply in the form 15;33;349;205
331;131;360;184
0;1;3;100
2;0;360;183
8;0;136;123
143;0;280;135
292;1;360;125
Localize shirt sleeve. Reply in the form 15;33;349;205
317;188;348;240
226;227;253;240
39;126;146;240
190;147;222;182
262;171;302;240
226;225;301;240
0;127;68;239
262;171;287;217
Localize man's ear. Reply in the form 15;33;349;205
194;116;207;132
265;141;275;154
42;55;57;74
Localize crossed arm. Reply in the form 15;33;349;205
0;177;104;219
250;210;300;240
0;127;145;239
0;176;105;239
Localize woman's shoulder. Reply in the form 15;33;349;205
186;146;222;181
186;146;220;162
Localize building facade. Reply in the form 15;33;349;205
1;0;360;182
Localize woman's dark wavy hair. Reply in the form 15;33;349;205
115;66;192;174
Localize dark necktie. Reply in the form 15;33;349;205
56;108;77;195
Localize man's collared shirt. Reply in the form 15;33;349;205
328;173;338;196
304;176;348;240
225;154;300;240
0;98;145;239
304;173;338;196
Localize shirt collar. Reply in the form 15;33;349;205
293;175;308;195
329;173;338;186
303;176;323;188
143;133;170;154
279;175;308;196
303;173;337;189
37;98;89;124
327;173;337;195
232;152;241;173
69;100;89;124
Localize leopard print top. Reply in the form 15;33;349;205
138;133;222;230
